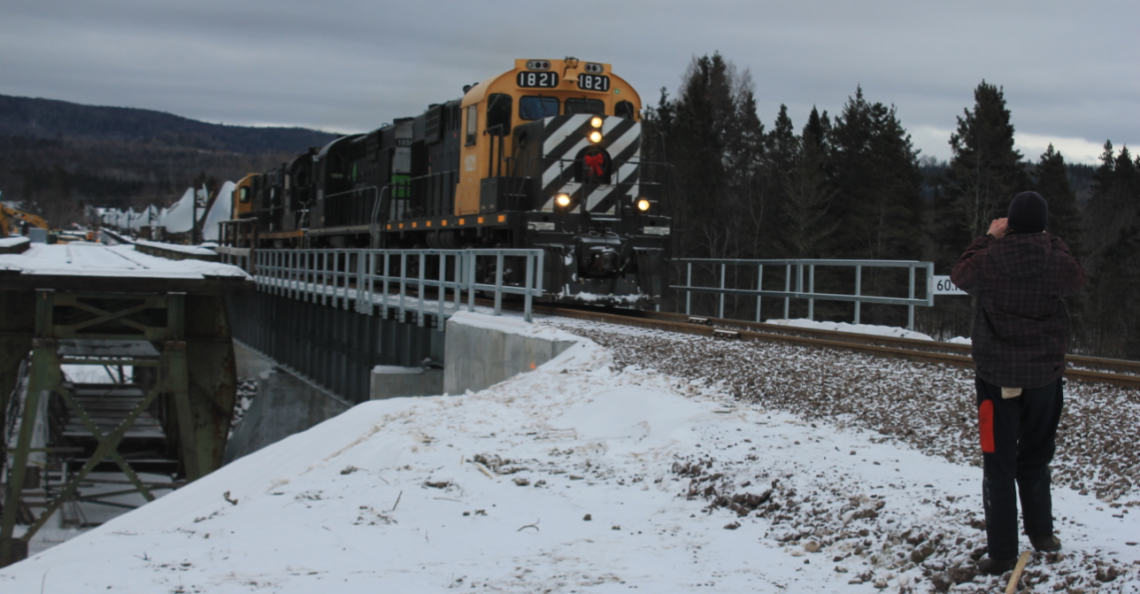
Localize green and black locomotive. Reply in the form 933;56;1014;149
225;58;671;307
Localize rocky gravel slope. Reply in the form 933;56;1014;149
553;320;1140;593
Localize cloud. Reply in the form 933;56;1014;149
910;127;955;163
0;0;1136;162
1015;133;1108;165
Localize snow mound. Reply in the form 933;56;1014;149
2;322;1135;593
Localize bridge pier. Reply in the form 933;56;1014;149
0;289;241;568
443;312;576;395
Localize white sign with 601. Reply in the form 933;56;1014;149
931;275;968;296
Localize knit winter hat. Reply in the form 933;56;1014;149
1007;191;1048;233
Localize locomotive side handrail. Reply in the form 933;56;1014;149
252;248;545;326
672;258;935;331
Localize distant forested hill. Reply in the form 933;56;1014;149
0;94;340;223
0;94;337;153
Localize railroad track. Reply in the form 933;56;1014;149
530;304;1140;389
339;286;1139;389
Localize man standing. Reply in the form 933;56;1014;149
950;191;1087;575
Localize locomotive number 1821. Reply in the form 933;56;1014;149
516;71;560;88
577;74;610;92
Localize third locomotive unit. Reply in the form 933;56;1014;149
226;58;671;307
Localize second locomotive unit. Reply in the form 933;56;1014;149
228;57;671;307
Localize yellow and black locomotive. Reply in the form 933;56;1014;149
227;58;671;307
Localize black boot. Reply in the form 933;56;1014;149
978;556;1017;576
1029;533;1061;552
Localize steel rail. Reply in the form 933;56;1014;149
529;304;1140;389
635;310;1140;376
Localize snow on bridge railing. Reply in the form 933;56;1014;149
251;248;544;326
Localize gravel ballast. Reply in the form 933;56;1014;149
552;319;1140;593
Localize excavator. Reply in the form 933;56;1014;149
0;204;50;238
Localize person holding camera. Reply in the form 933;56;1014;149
950;190;1087;575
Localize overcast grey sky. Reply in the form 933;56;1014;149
2;0;1136;164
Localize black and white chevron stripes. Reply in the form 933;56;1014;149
536;114;642;214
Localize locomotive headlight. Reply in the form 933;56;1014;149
555;193;572;208
590;116;603;129
588;131;603;144
636;198;651;213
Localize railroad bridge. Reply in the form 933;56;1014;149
4;237;1136;569
0;240;249;567
2;239;952;569
0;239;553;567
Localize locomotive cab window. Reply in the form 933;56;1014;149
294;169;310;188
329;155;346;180
520;96;559;120
615;100;636;120
465;105;477;146
565;98;605;115
486;94;512;136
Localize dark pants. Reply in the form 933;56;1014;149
975;376;1063;560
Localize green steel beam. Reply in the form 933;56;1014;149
165;340;198;479
0;290;61;566
1;289;238;567
0;386;43;564
184;295;238;479
18;385;162;544
51;294;169;341
0;292;34;430
57;389;155;502
61;300;156;334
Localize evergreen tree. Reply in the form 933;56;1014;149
802;106;831;149
1083;142;1139;269
643;53;773;317
1081;142;1140;357
762;105;798;258
649;53;771;262
935;81;1029;267
828;87;923;262
1032;144;1082;256
663;54;730;259
726;76;768;259
823;87;923;325
782;126;837;258
1095;226;1140;358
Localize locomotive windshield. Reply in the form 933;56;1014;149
519;96;559;120
564;98;605;115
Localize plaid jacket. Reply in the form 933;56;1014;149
951;232;1087;388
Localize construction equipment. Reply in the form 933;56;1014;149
0;205;50;238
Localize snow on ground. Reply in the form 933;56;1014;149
761;318;975;345
0;236;31;248
765;318;939;342
135;239;219;257
2;316;1137;593
60;364;126;384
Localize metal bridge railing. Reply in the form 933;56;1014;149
253;248;545;326
672;258;935;331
